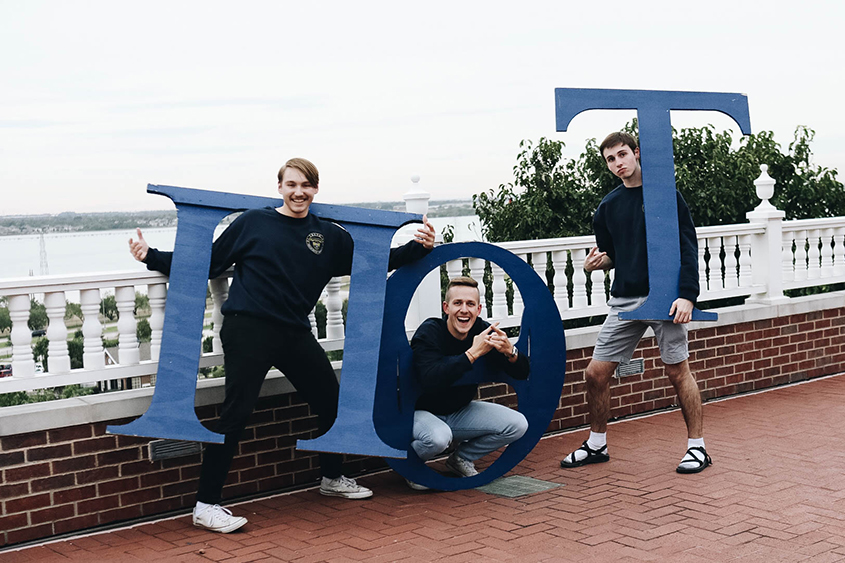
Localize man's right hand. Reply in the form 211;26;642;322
466;324;496;363
129;228;149;262
584;246;610;272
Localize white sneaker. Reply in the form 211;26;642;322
319;476;373;499
445;452;478;477
405;478;430;491
192;504;247;533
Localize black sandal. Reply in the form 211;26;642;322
676;446;712;474
560;440;609;468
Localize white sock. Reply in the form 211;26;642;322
569;432;607;463
679;438;706;469
195;501;212;513
587;431;607;450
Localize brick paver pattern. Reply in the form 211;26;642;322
5;374;845;562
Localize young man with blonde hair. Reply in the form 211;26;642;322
130;158;436;531
408;276;529;489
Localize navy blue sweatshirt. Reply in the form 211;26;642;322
411;317;529;416
593;185;699;303
144;207;430;331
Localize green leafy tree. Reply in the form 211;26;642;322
65;301;83;321
476;123;845;241
136;319;152;342
134;292;150;316
0;305;10;333
68;333;84;369
100;294;118;322
32;337;49;372
28;299;48;331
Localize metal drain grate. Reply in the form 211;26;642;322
615;358;645;378
476;475;563;498
148;439;203;462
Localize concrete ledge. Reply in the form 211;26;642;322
564;290;844;351
0;364;340;436
2;290;841;437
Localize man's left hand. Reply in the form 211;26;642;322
413;215;436;249
486;325;516;359
669;298;694;324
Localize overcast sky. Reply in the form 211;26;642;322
1;0;843;215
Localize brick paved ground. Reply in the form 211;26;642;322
4;373;845;563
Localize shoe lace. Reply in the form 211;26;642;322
207;505;233;522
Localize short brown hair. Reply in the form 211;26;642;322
278;157;319;186
445;276;480;302
599;132;638;156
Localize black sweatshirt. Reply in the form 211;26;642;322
593;185;700;303
411;317;529;415
143;207;430;331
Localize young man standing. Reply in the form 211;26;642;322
408;276;529;489
129;158;435;532
559;132;711;474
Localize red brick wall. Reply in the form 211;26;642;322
1;306;843;547
549;307;845;432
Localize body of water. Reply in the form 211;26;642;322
0;215;482;282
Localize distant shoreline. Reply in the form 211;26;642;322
0;200;475;236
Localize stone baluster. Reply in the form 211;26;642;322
738;234;752;288
8;294;35;378
698;237;708;294
511;254;526;317
821;228;834;277
325;277;344;340
80;289;104;370
589;268;604;307
807;229;821;279
707;237;723;289
44;291;70;373
782;231;795;283
531;251;548;294
209;278;228;353
551;250;569;313
148;283;166;361
309;306;318;338
724;235;739;289
490;262;508;318
446;259;463;280
571;248;588;309
468;258;487;315
794;230;808;282
115;286;140;365
834;227;845;275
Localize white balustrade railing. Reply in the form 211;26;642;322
781;218;845;290
3;164;844;397
0;270;350;394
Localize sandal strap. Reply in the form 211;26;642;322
681;446;711;466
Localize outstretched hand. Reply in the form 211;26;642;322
584;246;609;272
669;298;694;324
413;215;436;249
128;228;149;262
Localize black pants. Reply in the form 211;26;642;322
196;314;343;504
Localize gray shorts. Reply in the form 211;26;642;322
592;296;689;365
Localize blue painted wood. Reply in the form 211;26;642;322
555;88;752;321
374;242;567;489
108;184;422;448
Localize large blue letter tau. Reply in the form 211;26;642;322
555;88;752;321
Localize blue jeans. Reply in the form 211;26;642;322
411;401;528;462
